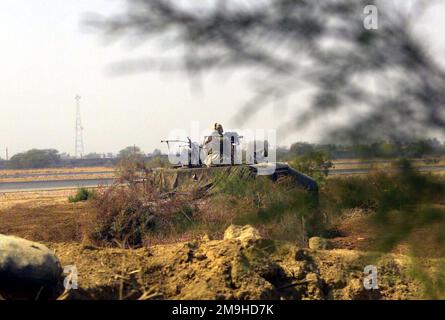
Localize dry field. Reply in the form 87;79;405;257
0;166;113;175
0;189;426;300
2;166;445;299
331;157;445;170
2;188;444;255
0;190;435;300
0;189;74;210
0;189;92;243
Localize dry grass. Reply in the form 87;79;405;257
326;206;445;258
0;189;97;243
0;189;77;210
0;167;115;183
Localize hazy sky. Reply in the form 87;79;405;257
1;0;444;158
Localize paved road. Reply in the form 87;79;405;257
0;178;115;193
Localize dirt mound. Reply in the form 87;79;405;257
51;225;424;300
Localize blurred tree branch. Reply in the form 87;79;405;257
85;0;445;142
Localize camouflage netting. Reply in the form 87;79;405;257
147;165;256;193
145;163;318;194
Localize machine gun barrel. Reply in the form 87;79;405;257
161;139;188;143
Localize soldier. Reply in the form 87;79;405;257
203;123;223;145
202;123;225;166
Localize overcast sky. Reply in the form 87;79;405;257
1;0;444;158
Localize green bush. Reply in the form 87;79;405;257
145;155;170;168
323;160;445;251
213;173;320;242
289;150;333;184
325;160;444;212
68;188;96;203
173;204;195;233
115;154;170;187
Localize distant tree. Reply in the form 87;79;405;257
151;149;162;156
376;141;398;158
146;155;170;168
289;143;314;157
59;152;72;160
276;146;290;161
84;152;103;159
9;149;61;169
404;140;434;158
428;138;441;149
118;146;144;159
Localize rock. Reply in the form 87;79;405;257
303;272;324;300
223;225;262;244
0;234;62;299
308;237;331;250
295;248;310;261
342;278;382;300
200;234;211;242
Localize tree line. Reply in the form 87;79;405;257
2;139;444;169
3;147;164;169
278;139;445;161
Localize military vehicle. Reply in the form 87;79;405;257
154;132;318;195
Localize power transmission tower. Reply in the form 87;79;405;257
75;95;84;158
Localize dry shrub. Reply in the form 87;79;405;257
115;154;152;186
87;183;197;247
88;154;320;247
89;184;152;246
85;154;199;247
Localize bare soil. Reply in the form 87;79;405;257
51;238;424;300
0;189;443;300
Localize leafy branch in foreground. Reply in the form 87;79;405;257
87;0;445;142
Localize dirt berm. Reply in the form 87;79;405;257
53;225;423;300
